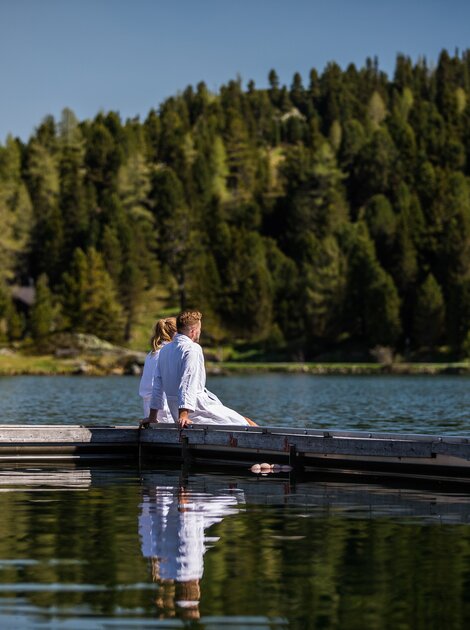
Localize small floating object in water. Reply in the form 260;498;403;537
251;462;293;474
250;463;272;473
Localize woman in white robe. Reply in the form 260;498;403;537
139;317;176;422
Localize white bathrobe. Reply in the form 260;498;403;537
150;333;249;425
138;345;173;422
139;486;244;581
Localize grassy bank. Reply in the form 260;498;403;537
2;352;470;376
0;353;80;376
208;362;470;375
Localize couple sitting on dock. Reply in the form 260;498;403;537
139;310;257;428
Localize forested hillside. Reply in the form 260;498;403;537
1;50;470;359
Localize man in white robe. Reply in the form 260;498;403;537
148;311;257;427
138;481;245;618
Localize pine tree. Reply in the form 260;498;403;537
100;225;123;283
364;194;396;260
413;274;445;348
302;234;347;342
30;273;54;339
367;91;387;127
0;285;9;342
0;136;33;283
268;69;280;107
61;248;124;342
344;222;401;346
149;167;193;309
218;228;273;338
350;128;399;208
6;302;24;341
25;139;64;281
120;259;145;342
281;143;347;255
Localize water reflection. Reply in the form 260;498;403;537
139;479;245;621
0;467;91;491
1;465;470;627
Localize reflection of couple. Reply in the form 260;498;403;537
139;482;244;620
139;310;257;428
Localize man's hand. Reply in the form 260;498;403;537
178;409;193;428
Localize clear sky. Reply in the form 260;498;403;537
0;0;469;142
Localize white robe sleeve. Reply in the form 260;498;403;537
178;345;202;412
150;358;164;411
139;352;156;399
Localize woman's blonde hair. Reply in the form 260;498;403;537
150;317;177;352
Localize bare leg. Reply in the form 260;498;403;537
245;417;258;426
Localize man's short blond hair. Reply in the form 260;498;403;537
177;310;202;333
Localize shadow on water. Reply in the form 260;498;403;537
1;464;470;627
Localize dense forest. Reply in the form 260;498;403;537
1;49;470;359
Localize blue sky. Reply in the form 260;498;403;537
0;0;469;142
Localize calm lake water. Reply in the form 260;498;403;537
0;466;469;629
0;373;470;434
0;374;470;628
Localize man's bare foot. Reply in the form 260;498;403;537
245;417;258;426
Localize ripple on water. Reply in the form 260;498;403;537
1;373;470;434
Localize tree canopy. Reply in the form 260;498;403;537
2;49;470;357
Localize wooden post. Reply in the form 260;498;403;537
181;436;192;469
289;444;303;475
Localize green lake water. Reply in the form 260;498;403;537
0;466;470;629
0;374;470;628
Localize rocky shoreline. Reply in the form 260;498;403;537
1;334;469;377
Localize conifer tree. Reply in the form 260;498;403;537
30;273;54;339
6;302;24;341
344;222;401;346
0;136;33;283
268;69;280;107
4;50;470;353
413;274;445;348
303;234;347;343
150;167;193;309
61;248;124;342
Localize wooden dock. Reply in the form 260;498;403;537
1;424;470;481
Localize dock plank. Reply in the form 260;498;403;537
0;424;470;478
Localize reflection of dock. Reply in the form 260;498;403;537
0;467;91;490
141;472;470;524
0;461;469;522
2;424;470;482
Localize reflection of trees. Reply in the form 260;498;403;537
0;478;152;614
202;510;470;629
0;472;470;627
